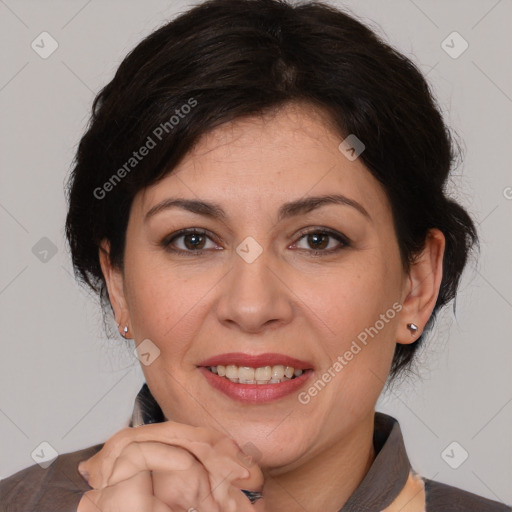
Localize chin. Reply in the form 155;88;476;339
227;422;312;471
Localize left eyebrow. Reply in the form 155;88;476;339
278;194;371;222
144;194;371;223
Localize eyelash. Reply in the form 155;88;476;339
161;227;350;257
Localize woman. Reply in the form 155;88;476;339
1;0;509;510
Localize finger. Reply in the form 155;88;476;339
79;423;224;487
152;468;220;512
199;449;259;510
77;470;173;512
79;422;263;490
216;483;260;512
107;442;198;487
106;441;258;508
151;469;256;512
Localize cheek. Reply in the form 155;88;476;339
123;252;219;352
299;252;401;379
302;271;400;421
307;259;395;331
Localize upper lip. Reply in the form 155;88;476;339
198;352;313;369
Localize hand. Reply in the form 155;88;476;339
77;421;263;512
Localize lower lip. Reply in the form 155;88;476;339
199;367;313;404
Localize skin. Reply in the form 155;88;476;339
92;102;445;511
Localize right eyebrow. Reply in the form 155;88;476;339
145;199;227;223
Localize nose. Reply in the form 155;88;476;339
215;244;294;334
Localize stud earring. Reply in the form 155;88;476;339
407;323;418;334
121;326;129;338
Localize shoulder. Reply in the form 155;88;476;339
424;478;511;511
0;444;103;512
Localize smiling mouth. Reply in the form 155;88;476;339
198;354;314;403
206;364;305;385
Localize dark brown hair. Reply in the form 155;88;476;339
65;0;478;379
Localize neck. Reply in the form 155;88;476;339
252;412;376;512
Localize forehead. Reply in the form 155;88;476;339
133;103;390;223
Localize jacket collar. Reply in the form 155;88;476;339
341;412;411;511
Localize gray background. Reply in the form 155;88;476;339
0;0;511;505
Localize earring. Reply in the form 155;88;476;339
121;326;129;338
407;323;418;334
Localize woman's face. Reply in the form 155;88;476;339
106;103;412;470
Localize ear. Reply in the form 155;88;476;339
99;239;131;337
397;228;445;344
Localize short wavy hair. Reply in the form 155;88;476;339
65;0;478;380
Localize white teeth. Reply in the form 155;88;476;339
271;365;285;380
226;365;238;379
238;367;255;383
207;364;306;384
284;366;294;378
255;366;272;381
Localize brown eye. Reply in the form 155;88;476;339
293;228;350;254
305;233;330;250
182;232;206;250
162;228;220;254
